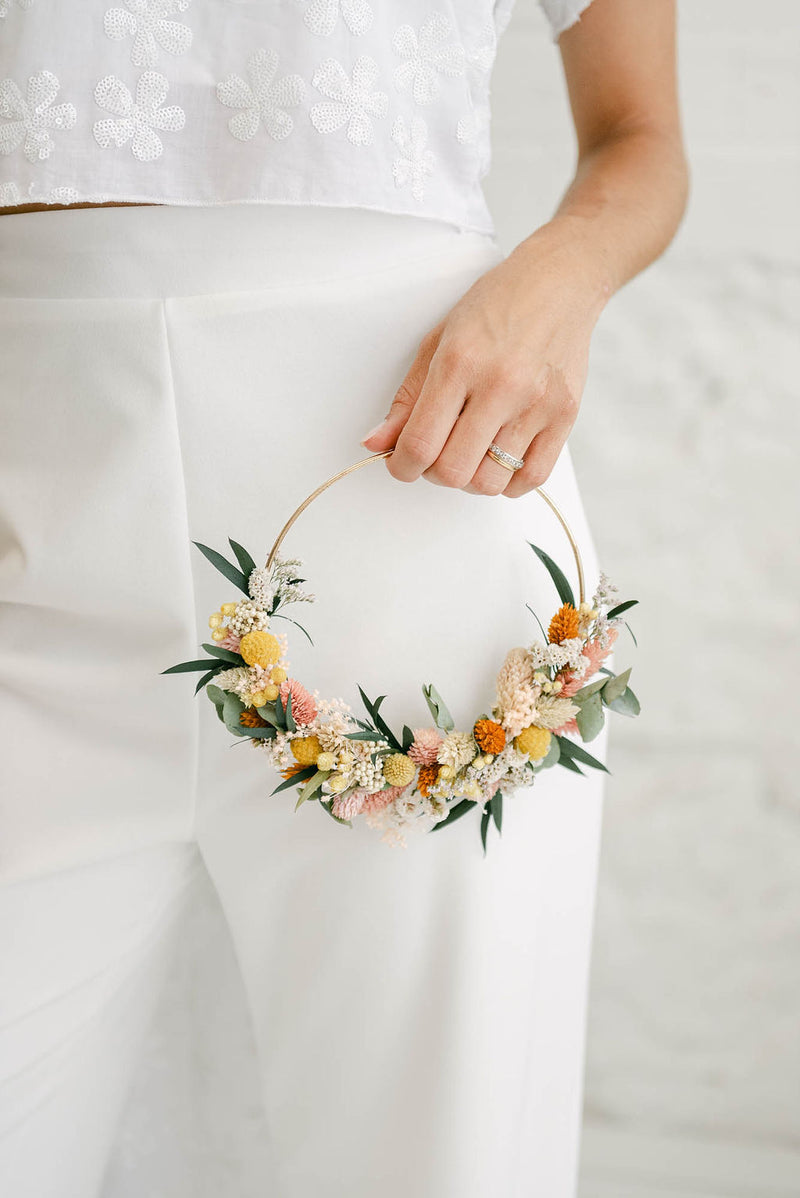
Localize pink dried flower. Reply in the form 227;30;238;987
218;631;241;653
408;727;443;766
559;627;619;697
331;790;366;820
551;717;579;737
358;784;410;813
278;678;318;726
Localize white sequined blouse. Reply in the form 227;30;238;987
0;1;594;234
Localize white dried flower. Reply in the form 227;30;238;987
533;694;579;730
437;730;478;774
247;567;277;610
591;571;619;612
229;599;271;635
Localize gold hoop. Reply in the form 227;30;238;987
264;450;585;606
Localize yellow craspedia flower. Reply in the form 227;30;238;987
208;612;223;629
382;753;416;787
271;667;288;684
220;602;237;617
211;628;226;642
263;683;280;701
327;773;348;793
514;725;552;760
250;691;267;707
316;751;336;772
291;735;322;765
239;630;281;667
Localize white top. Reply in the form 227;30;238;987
0;1;593;235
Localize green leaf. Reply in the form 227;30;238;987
207;684;227;723
528;541;575;608
162;658;221;675
573;676;608;702
194;669;218;695
421;683;455;733
200;643;244;665
243;724;277;740
559;755;585;775
295;768;331;810
401;724;414;753
607;599;639;620
273;690;287;730
429;798;477;832
269;612;315;646
556;736;610;773
602;667;632;704
356;686;402;751
284;688;297;733
344;730;385;742
491;790;503;834
193;541;249;594
222;692;247;736
605;686;641;717
624;621;638;648
319;798;353;827
271;765;316;795
480;808;491;855
575;691;605;742
255;702;284;728
228;538;257;579
535;735;561;770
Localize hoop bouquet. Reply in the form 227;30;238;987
165;452;640;851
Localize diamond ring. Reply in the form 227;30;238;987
486;442;525;472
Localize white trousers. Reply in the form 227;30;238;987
0;203;610;1197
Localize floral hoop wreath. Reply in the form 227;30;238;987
165;451;640;852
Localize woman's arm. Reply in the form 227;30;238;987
360;0;689;498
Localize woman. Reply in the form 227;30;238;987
0;1;687;1195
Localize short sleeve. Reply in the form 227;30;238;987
537;0;596;41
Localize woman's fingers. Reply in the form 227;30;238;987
359;324;443;454
427;394;541;494
500;421;570;499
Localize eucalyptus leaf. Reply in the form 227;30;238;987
193;541;249;594
243;725;277;740
201;643;244;665
602;667;632;704
284;689;297;732
480;808;491;855
222;692;247;737
607;599;639;620
536;735;561;770
255;702;283;728
194;669;218;695
228;538;257;579
344;730;385;742
491;790;503;835
401;724;414;753
271;765;316;795
296;768;331;809
525;602;548;642
429;798;477;832
162;658;220;675
206;683;227;723
575;691;604;742
573;676;607;702
558;755;585;775
528;541;575;608
320;798;353;827
624;621;638;647
421;683;455;733
556;736;610;773
605;686;641;717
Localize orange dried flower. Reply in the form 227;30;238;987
240;709;268;728
417;763;441;797
280;762;308;781
548;602;581;644
473;718;506;754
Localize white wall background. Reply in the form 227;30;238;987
103;3;800;1196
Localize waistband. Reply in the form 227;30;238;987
0;202;502;300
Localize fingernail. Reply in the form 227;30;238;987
360;420;387;444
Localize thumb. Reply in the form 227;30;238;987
360;329;440;450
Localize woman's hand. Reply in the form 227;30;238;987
360;220;609;499
361;0;688;499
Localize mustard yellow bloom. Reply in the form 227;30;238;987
240;630;281;667
382;753;416;787
514;725;552;760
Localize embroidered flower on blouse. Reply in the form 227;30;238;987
217;49;306;143
93;70;185;161
0;0;35;19
464;18;497;79
310;55;387;147
391;115;435;201
392;13;466;106
0;180;20;202
301;0;373;39
103;0;193;69
0;71;76;163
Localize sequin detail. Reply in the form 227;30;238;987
391;115;435;201
93;70;185;161
392;13;466;106
217;49;306;143
103;0;193;68
0;70;76;162
301;0;373;38
310;55;387;147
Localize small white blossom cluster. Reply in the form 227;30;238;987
529;637;587;672
592;570;619;611
228;599;271;636
249;555;315;612
364;788;450;849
